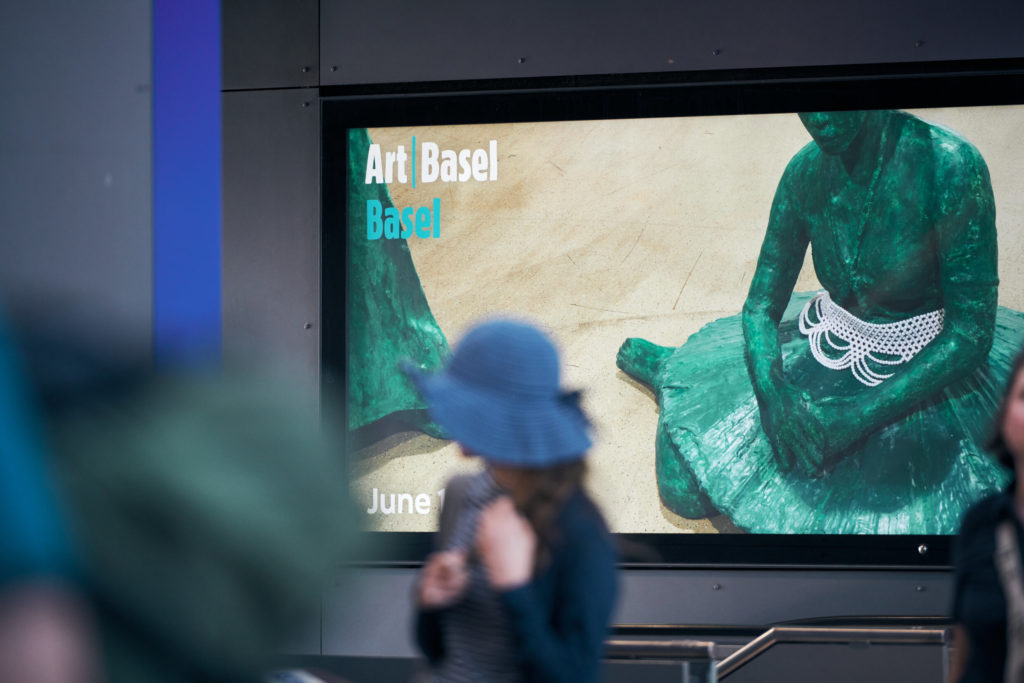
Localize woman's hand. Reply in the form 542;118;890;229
476;497;536;591
417;550;469;609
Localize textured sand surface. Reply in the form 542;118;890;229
351;107;1024;533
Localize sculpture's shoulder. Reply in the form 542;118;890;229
779;140;822;187
898;111;989;179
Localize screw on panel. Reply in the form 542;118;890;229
330;66;338;72
915;40;925;48
517;57;527;64
916;585;926;592
918;544;928;555
302;101;311;108
304;323;313;329
712;583;721;591
712;49;721;56
301;66;311;73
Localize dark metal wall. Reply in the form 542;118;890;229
322;567;951;657
319;0;1024;84
222;0;318;91
221;87;321;394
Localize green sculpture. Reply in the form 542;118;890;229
346;128;449;435
617;110;1024;534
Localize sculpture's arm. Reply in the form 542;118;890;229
741;167;811;465
811;139;998;461
855;142;996;418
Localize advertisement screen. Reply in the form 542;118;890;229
323;68;1024;563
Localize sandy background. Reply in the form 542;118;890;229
351;106;1024;533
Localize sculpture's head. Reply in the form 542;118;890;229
798;111;868;155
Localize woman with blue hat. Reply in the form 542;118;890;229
405;318;618;683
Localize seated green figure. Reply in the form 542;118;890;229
617;109;1024;534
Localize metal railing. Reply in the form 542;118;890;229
605;638;719;683
603;623;951;682
605;638;717;660
715;625;951;679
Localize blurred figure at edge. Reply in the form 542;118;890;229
951;345;1024;682
0;303;99;683
5;306;357;683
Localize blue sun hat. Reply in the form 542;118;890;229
401;318;591;467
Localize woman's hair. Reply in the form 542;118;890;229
513;459;588;571
987;345;1024;470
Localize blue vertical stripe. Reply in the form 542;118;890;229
152;0;221;365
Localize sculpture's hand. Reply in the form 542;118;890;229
753;378;804;472
764;382;827;475
778;394;829;476
814;395;864;462
779;394;863;477
751;367;857;476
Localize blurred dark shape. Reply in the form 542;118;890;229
0;301;101;683
265;668;352;682
0;304;80;585
614;537;663;564
16;314;359;683
0;582;100;683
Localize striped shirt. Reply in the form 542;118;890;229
416;473;619;683
431;471;521;683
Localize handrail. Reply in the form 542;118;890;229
716;626;951;679
612;615;952;638
605;638;716;661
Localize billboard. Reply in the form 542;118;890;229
322;63;1024;564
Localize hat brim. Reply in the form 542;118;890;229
401;361;591;467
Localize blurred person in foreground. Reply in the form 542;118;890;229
404;318;619;683
15;312;358;683
951;345;1024;683
0;306;100;683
